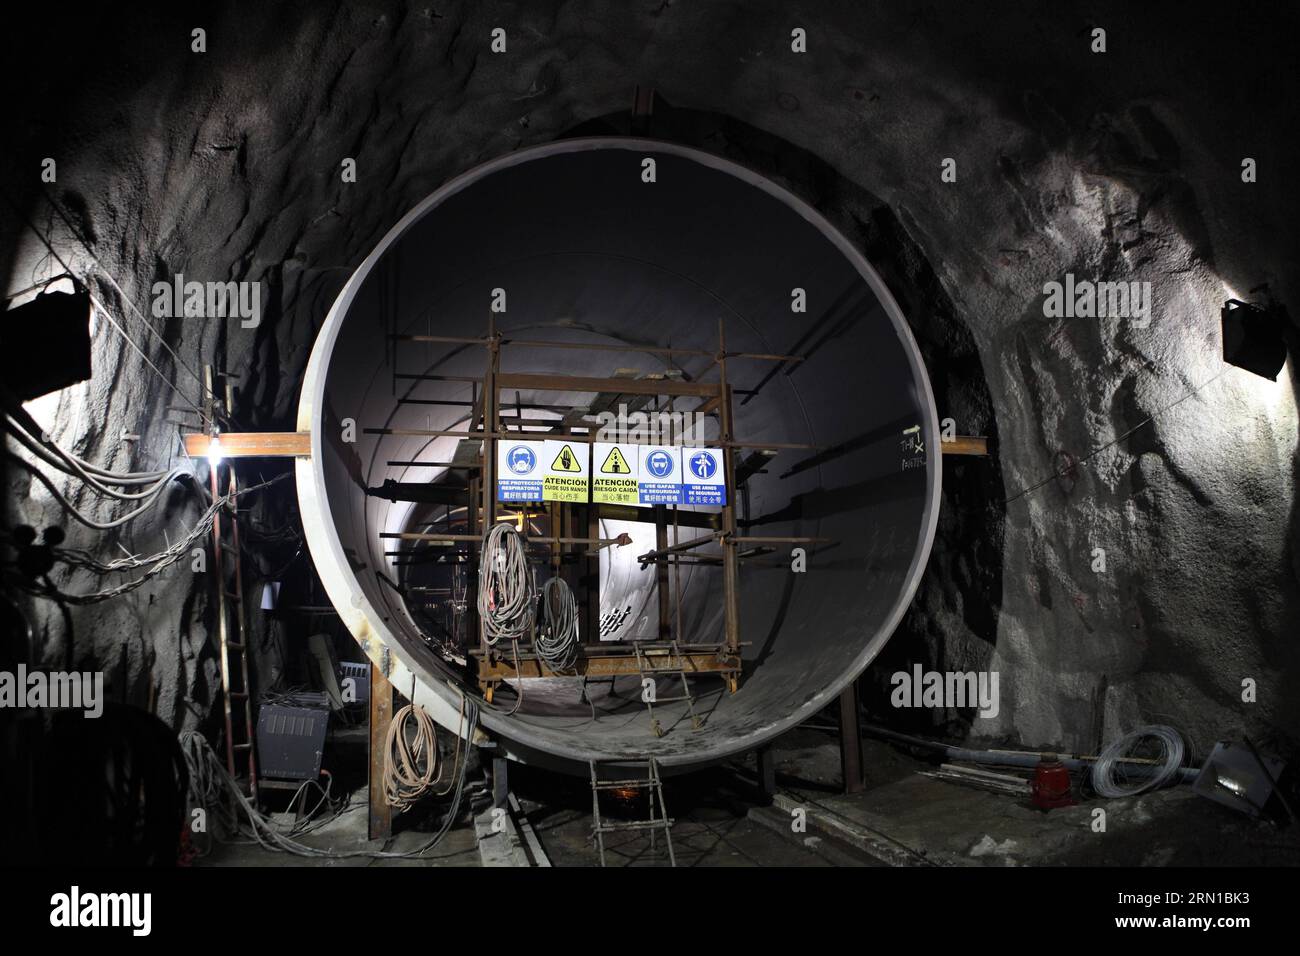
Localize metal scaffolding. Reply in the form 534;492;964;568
376;316;830;722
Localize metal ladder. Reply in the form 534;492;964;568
209;461;258;800
633;640;703;737
588;758;675;867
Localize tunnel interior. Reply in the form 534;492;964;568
302;139;940;764
5;2;1300;876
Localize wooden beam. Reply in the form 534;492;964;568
480;333;499;654
184;431;311;458
364;427;817;450
475;647;741;683
718;362;741;654
382;531;631;547
655;507;671;640
839;679;865;795
584;505;600;645
596;502;717;529
941;436;989;456
495;371;720;399
368;662;393;840
695;394;722;417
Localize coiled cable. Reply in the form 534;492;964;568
384;699;440;811
477;522;534;646
1091;724;1185;798
536;576;579;672
178;694;478;859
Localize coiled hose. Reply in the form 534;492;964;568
477;522;534;645
536;576;579;672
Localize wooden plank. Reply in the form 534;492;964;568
184;431;311;458
381;532;629;546
941;436;989;456
476;649;741;682
655;507;671;640
368;662;393;841
718;384;741;653
481;335;498;653
364;427;816;450
584;505;600;645
495;371;720;399
695;394;722;417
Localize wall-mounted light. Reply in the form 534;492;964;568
206;436;225;464
1222;299;1289;380
1;288;93;401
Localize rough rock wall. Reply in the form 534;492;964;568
3;1;1297;751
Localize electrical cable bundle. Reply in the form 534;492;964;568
3;413;190;530
6;473;291;605
1090;724;1186;798
178;694;478;859
383;699;441;811
536;576;579;672
477;522;534;646
3;413;174;487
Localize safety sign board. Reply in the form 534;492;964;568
497;440;544;502
638;445;682;505
682;447;727;506
592;442;640;505
542;440;589;503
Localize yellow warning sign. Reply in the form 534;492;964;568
550;444;583;472
592;442;639;504
541;440;589;503
543;475;588;503
600;446;632;474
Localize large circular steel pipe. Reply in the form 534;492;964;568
296;139;941;770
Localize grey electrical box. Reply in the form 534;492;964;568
257;695;329;782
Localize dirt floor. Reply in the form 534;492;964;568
746;727;1300;867
193;719;1300;868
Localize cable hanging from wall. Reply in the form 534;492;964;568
5;473;290;605
476;521;535;646
536;575;579;672
383;694;442;812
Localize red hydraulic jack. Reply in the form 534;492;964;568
1031;754;1075;810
